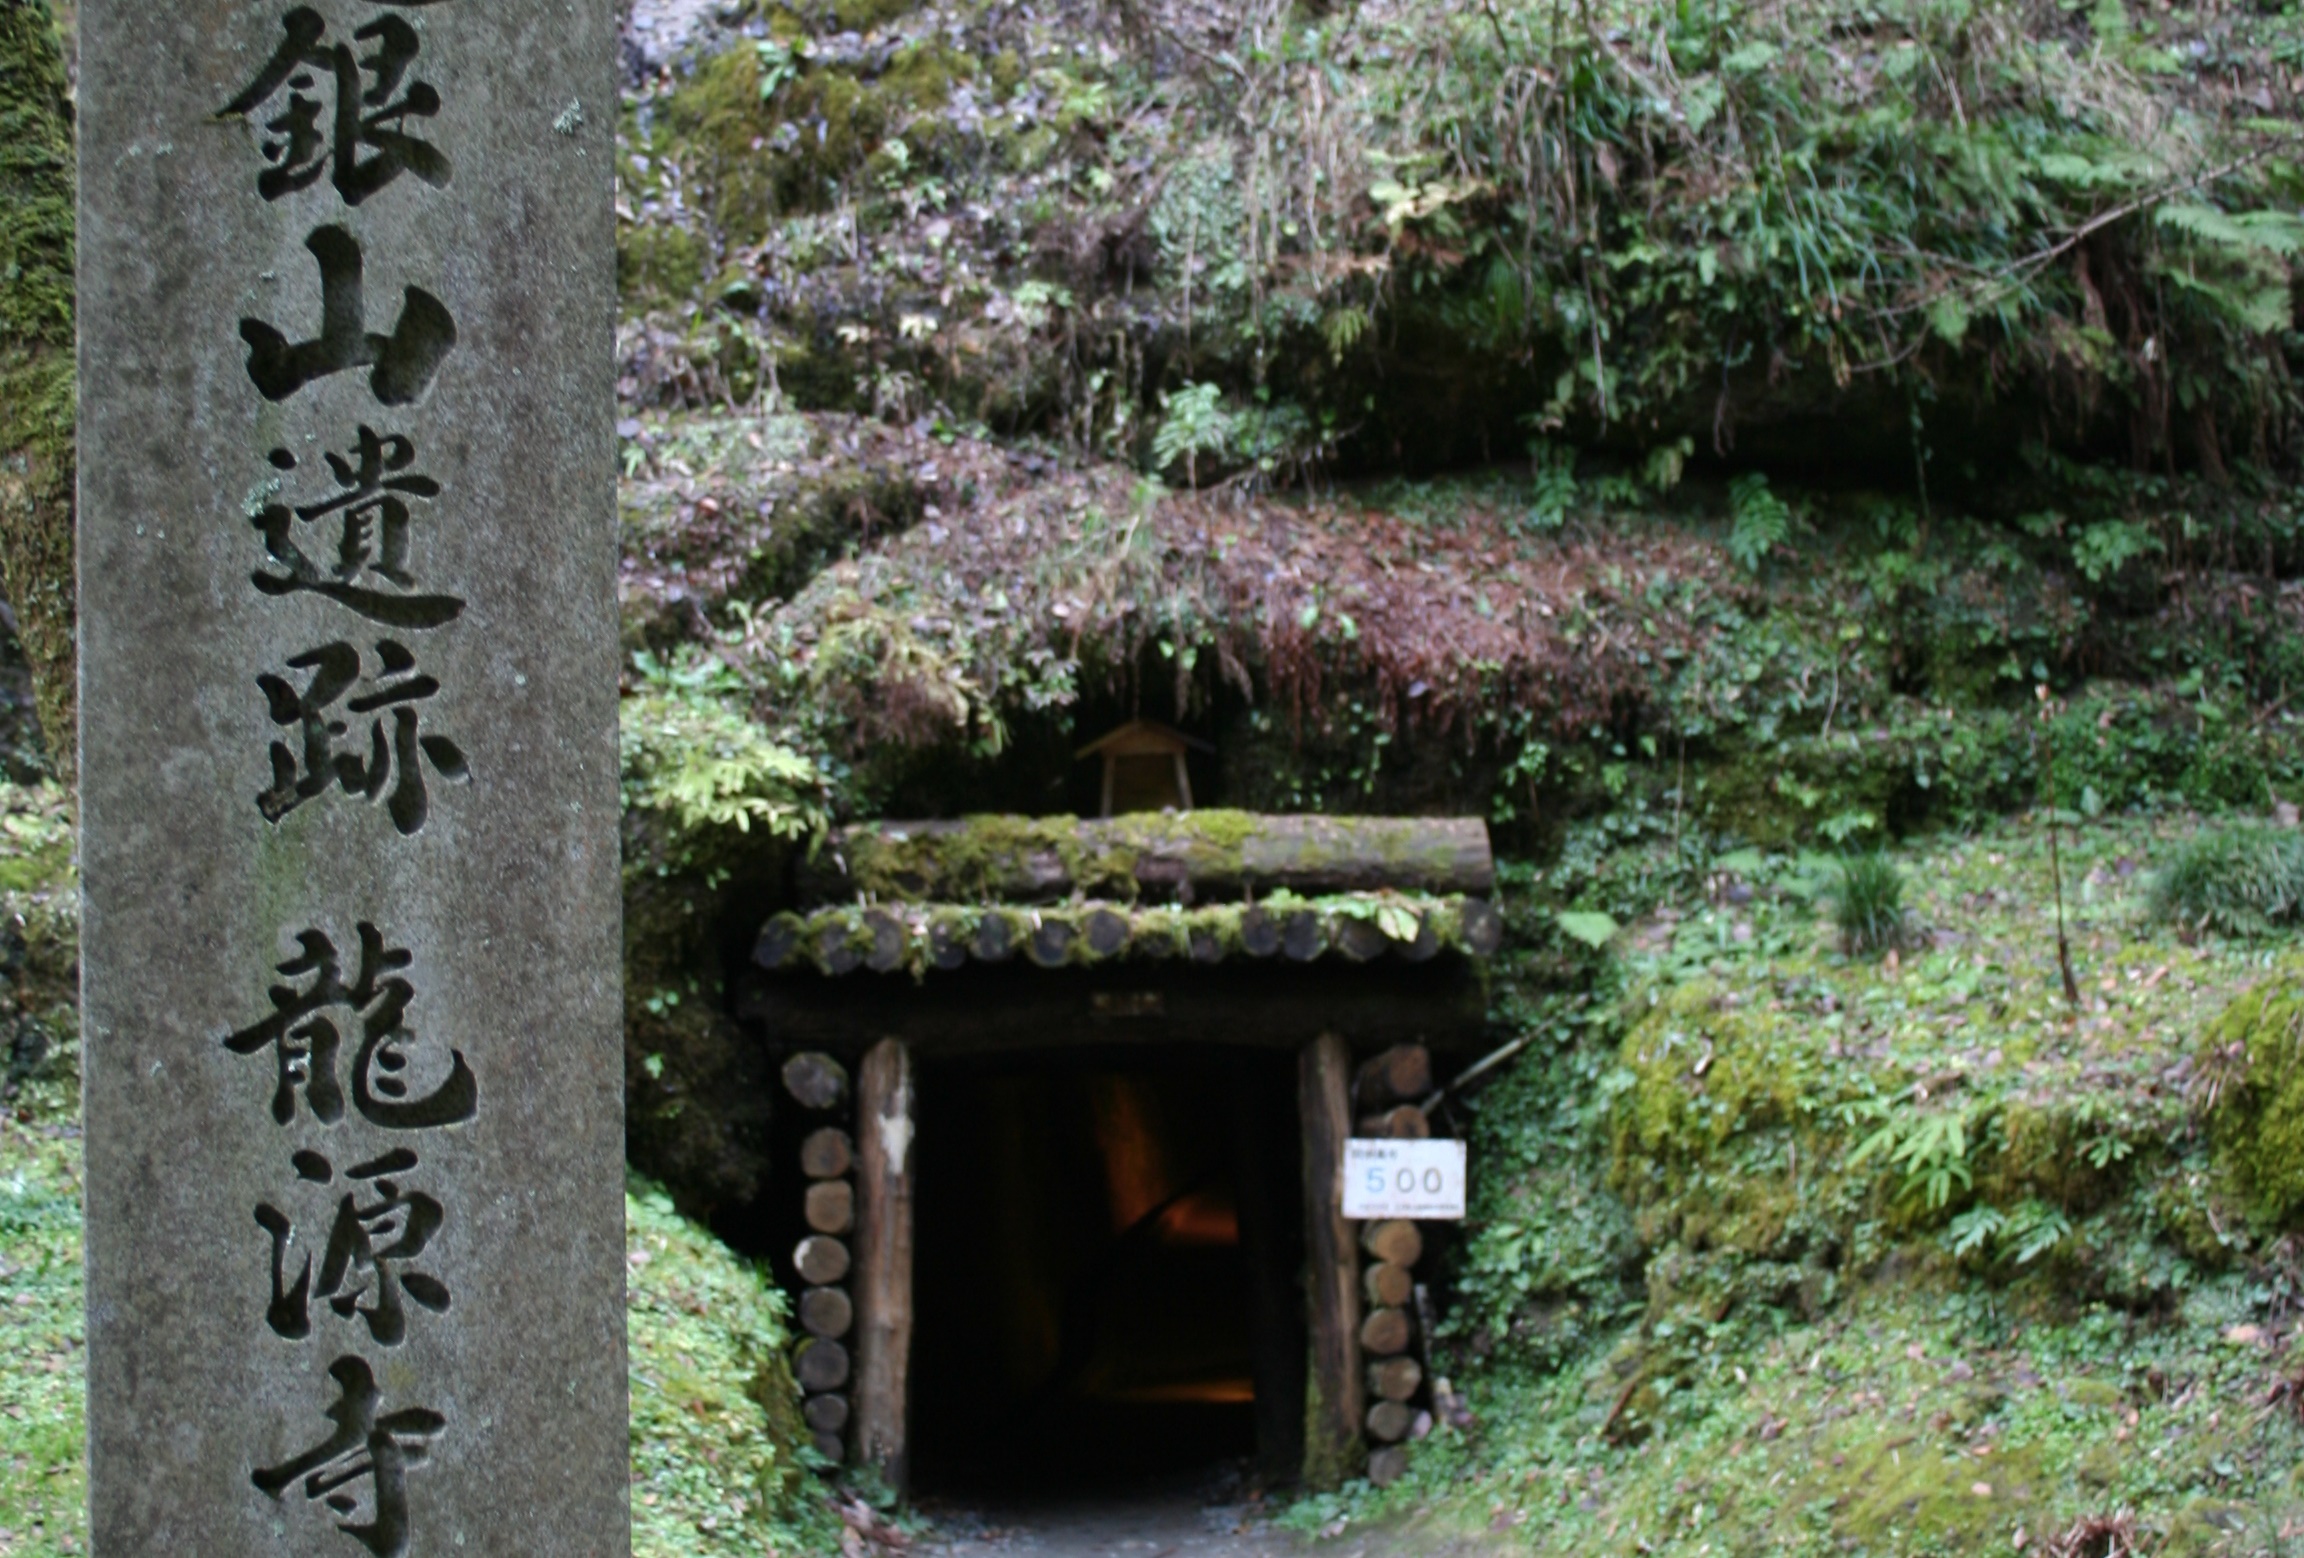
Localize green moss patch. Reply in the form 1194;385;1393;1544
2198;957;2304;1232
627;1175;835;1557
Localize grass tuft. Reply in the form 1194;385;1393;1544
2148;824;2304;936
1832;851;1906;957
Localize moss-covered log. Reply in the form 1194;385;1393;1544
796;811;1494;905
752;893;1499;977
0;1;76;789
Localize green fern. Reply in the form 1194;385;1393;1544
1153;382;1235;490
621;652;829;846
1726;474;1791;571
1849;1104;1975;1211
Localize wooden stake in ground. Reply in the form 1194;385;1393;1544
854;1039;916;1488
1299;1031;1364;1488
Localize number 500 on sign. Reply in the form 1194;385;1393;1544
1342;1139;1467;1220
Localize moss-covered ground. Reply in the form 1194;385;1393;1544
1305;810;2304;1555
0;784;86;1558
0;1113;79;1558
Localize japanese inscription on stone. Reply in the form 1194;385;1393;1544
79;4;626;1553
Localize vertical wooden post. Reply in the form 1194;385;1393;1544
854;1038;916;1487
1299;1032;1364;1488
1231;1057;1305;1483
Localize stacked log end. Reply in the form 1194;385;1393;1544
1368;1355;1423;1402
1356;1104;1431;1140
1362;1259;1413;1309
803;1179;854;1235
1358;1305;1413;1356
802;1392;850;1463
782;1052;850;1112
1355;1044;1431;1109
1361;1218;1424;1268
786;1063;857;1463
1368;1444;1411;1488
799;1126;854;1180
1355;1149;1436;1482
795;1234;850;1285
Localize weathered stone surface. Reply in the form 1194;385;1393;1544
77;4;624;1554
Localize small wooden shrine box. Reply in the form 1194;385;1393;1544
1075;719;1211;816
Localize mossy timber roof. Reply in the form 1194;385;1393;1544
758;810;1501;978
794;810;1494;906
752;892;1502;979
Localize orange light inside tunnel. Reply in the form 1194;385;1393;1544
1155;1192;1240;1246
1090;1076;1168;1232
1103;1379;1257;1405
1089;1076;1242;1245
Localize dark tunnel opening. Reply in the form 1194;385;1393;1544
909;1045;1305;1497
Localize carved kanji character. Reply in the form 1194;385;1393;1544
252;427;464;628
256;1148;450;1347
253;1356;445;1558
224;923;476;1130
241;226;456;406
222;8;452;206
256;638;469;835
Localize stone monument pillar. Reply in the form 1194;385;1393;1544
76;4;628;1553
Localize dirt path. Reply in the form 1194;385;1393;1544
918;1490;1302;1558
915;1475;1508;1558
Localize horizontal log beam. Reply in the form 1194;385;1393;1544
754;896;1503;979
740;959;1487;1056
797;812;1494;905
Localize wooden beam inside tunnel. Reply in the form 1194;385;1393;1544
1229;1058;1307;1483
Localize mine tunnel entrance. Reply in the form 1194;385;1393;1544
740;809;1505;1491
909;1046;1305;1495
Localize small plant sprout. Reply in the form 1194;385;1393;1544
1832;851;1905;957
2036;684;2083;1004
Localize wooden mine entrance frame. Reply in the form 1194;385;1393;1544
744;814;1502;1490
